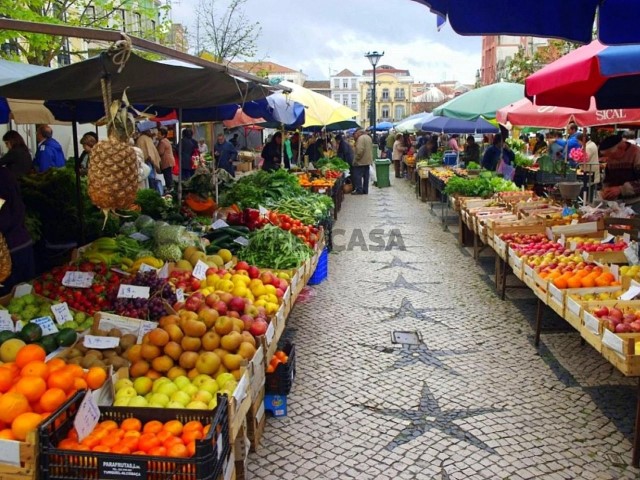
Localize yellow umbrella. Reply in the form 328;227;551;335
279;80;359;130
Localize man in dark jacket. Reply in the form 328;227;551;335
336;134;354;166
261;132;284;172
180;128;199;180
33;125;65;172
214;134;237;177
481;135;503;171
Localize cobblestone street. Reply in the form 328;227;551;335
248;177;640;480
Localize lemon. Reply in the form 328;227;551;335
219;280;235;293
232;285;248;297
232;274;250;286
264;284;277;295
217;249;233;263
254;299;267;308
251;284;267;297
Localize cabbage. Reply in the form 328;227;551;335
154;225;186;245
119;222;137;235
134;215;155;230
154;243;182;262
135;250;155;259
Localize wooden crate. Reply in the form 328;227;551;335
532;270;549;301
550;286;623;330
0;430;38;480
492;222;546;236
579;300;640;354
246;386;266;452
508;250;524;280
600;331;640;376
248;345;265;404
228;369;252;443
493;235;508;260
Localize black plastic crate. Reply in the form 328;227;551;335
39;390;230;480
265;341;296;395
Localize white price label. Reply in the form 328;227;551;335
192;260;209;281
601;233;615;244
571;219;579;225
83;335;120;349
259;205;268;216
546;227;554;241
50;302;73;324
0;438;20;466
158;263;169;279
176;288;185;302
558;234;566;246
624;244;640;266
624;233;631;243
234;236;249;247
582;251;590;261
31;316;59;336
223;261;234;270
265;321;275;344
138;263;158;273
74;391;101;442
212;219;229;230
233;372;248;403
62;271;95;288
602;329;625;355
583;313;601;334
117;284;150;299
621;280;640;301
0;311;14;332
13;283;33;297
137;321;157;343
129;232;150;242
217;433;223;460
14;322;22;332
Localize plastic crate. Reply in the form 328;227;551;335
308;248;328;285
265;341;296;395
39;390;230;480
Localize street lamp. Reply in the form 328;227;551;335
365;51;384;141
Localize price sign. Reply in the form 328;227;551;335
74;391;101;442
0;436;20;466
624;233;631;243
62;271;95;288
129;232;150;242
233;372;248;403
259;205;268;216
50;302;73;324
176;288;185;303
0;311;14;332
158;263;169;279
192;260;208;281
13;283;33;297
600;233;615;244
624;244;640;266
212;219;229;230
117;285;150;299
31;316;59;336
558;234;566;247
546;227;554;241
621;280;640;301
137;321;157;343
602;329;625;355
234;236;249;247
84;335;120;349
265;321;275;344
138;263;158;273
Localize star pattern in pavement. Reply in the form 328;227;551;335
370;255;426;271
362;382;504;453
373;218;409;228
367;296;452;324
366;273;439;294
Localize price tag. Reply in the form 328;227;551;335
610;264;620;280
129;232;150;242
51;302;73;324
259;205;268;216
621;280;640;301
137;321;157;343
0;311;14;332
212;219;229;230
600;233;615;244
83;335;120;349
74;391;101;442
624;244;640;266
138;263;158;273
13;283;33;297
158;263;169;279
546;227;554;241
176;288;185;303
234;236;249;247
624;233;631;243
117;285;150;299
31;316;59;336
233;372;248;403
571;219;579;225
265;321;275;344
558;234;565;247
583;313;601;334
602;329;625;356
192;260;208;281
62;271;95;288
14;322;22;332
0;436;20;466
582;251;590;261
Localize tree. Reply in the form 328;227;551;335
193;0;261;64
505;39;580;84
0;0;170;66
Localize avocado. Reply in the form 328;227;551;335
55;328;78;348
40;336;58;355
0;331;16;344
19;323;43;344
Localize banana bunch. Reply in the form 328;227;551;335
129;256;164;274
83;237;122;266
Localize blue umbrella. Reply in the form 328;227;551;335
244;92;305;128
374;121;394;131
419;115;498;134
412;0;640;46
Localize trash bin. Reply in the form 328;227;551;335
375;159;391;188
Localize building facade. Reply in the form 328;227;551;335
359;65;413;128
480;35;549;85
303;80;331;98
230;61;307;86
329;69;360;122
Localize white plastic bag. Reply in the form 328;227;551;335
369;164;377;183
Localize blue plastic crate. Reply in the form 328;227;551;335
308;248;328;285
264;394;288;417
443;153;458;166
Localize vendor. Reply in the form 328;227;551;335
599;134;640;210
463;135;480;164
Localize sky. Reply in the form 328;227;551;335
170;0;482;85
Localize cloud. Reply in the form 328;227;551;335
172;0;481;84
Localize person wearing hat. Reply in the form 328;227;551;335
599;134;640;208
135;126;162;193
352;128;373;195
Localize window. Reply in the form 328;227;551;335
395;105;405;120
381;106;390;119
116;9;126;31
350;94;357;106
333;79;340;88
395;88;405;100
133;13;142;34
333;94;340;103
150;20;156;40
343;98;349;106
1;40;19;56
57;38;71;66
382;88;389;100
84;5;96;21
351;79;357;89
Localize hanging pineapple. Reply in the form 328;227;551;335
88;79;139;220
0;233;11;284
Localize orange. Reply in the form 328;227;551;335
142;420;164;434
80;435;100;448
92;445;111;453
11;412;42;441
138;433;161;452
46;358;66;372
148;446;167;456
0;428;15;440
167;443;188;458
58;438;79;449
156;430;173;444
96;420;118;432
111;445;132;454
99;435;121;448
68;428;79;441
567;276;582;289
85;367;107;390
73;444;91;452
124;430;141;439
580;277;596;288
121;418;142;432
183;421;203;433
0;392;31;423
0;368;15;393
163;420;183;436
74;378;88;390
20;361;49;380
181;430;203;443
15;345;46;369
121;436;140;451
132;451;146;455
15;376;47;403
553;277;568;289
47;371;74;392
163;436;183;449
186;440;196;457
64;365;84;379
39;388;67;413
203;424;211;436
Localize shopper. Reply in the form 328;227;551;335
261;132;284;172
33;125;65;172
481;135;504;171
583;134;600;185
78;132;98;175
230;134;239;148
336;134;354;166
0;130;33;177
197;138;209;155
448;134;461;153
464;135;480;164
599;134;640;210
214;133;237;177
0;168;34;296
157;127;175;191
136;127;162;193
290;132;302;165
352;128;373;195
385;129;395;160
180;128;199;180
392;133;407;178
532;133;547;154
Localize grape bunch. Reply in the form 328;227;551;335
111;272;177;321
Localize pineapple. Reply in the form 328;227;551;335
0;233;11;283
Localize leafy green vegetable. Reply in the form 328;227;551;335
466;161;481;170
238;225;313;269
219;170;306;209
135;189;166;219
513;153;534;168
316;157;350;171
444;172;519;197
266;195;334;225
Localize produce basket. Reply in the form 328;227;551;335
39;391;230;480
265;341;296;395
308;248;328;285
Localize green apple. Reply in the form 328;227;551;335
127;395;148;407
113;397;130;407
114;378;134;392
133;377;153;395
115;386;137;400
186;400;208;410
170;391;192;406
166;401;186;409
148;393;170;407
193;390;213;404
208;397;218;410
181;384;198;396
215;373;235;389
199;379;219;395
192;374;213;388
173;376;191;390
152;377;171;393
145;392;153;401
157;382;178;397
148;403;163;408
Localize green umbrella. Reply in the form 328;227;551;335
432;82;524;121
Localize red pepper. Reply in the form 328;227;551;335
243;208;260;223
226;212;244;225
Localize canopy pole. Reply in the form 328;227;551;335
72;118;86;244
297;128;302;166
281;125;284;169
178;108;183;207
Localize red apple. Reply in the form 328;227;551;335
173;301;185;311
275;288;284;299
240;314;254;330
206;267;218;275
218;292;233;304
213;300;228;315
228;311;240;319
205;293;221;308
249;319;268;336
229;296;246;312
260;272;274;285
235;261;250;271
248;266;260;279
